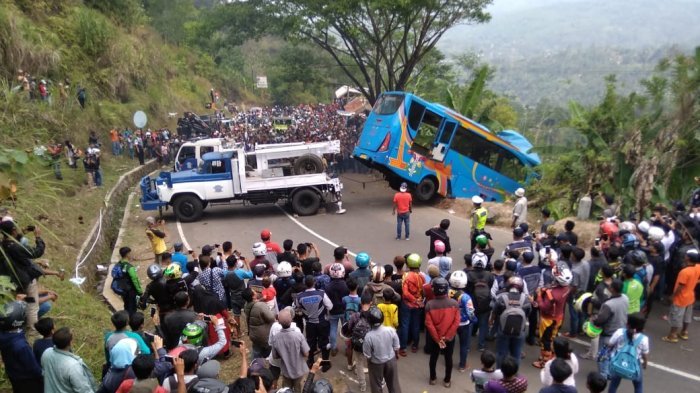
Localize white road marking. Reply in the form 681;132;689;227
568;337;700;382
276;206;358;257
176;220;192;251
337;370;359;384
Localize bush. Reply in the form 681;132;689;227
72;8;113;58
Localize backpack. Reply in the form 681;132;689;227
610;330;645;380
111;263;130;295
188;378;229;393
498;292;527;337
452;290;477;324
350;313;371;352
633;267;648;307
473;275;492;314
343;296;360;321
167;375;199;392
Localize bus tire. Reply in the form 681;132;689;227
293;154;324;175
291;189;321;216
415;177;437;202
173;194;204;222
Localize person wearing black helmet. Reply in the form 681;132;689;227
424;277;460;388
363;306;402;393
138;264;170;314
0;301;43;393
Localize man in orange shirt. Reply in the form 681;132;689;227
392;182;413;240
109;128;121;156
662;248;700;343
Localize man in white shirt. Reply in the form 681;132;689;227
512;188;528;228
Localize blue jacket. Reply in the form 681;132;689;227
0;331;43;381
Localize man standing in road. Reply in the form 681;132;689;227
425;219;451;259
470;195;488;251
424;277;460;388
392;182;412;240
511;188;528;228
363;307;402;393
145;217;167;265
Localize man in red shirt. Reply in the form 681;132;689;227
260;229;282;255
392;182;413;240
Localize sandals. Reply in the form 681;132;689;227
429;380;437;386
444;382;452;388
661;336;679;343
679;333;689;340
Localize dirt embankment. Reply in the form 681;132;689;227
434;198;599;249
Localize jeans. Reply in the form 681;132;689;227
474;311;490;350
496;335;525;367
39;300;52;317
427;335;455;383
399;303;422;350
93;169;102;186
306;321;330;366
608;373;643;393
329;314;344;350
396;213;410;239
456;324;472;369
112;141;121;156
568;296;582;335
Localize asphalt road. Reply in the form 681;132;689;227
167;173;700;393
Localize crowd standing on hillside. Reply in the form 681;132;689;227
2;178;699;393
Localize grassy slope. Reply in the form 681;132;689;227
0;0;218;385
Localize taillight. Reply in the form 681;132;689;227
378;132;391;152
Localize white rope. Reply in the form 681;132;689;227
70;208;103;287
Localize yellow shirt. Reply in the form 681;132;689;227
146;228;167;254
377;303;399;329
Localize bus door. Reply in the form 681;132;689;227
431;120;456;162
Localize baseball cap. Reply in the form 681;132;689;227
260;229;271;240
687;249;700;262
515;188;525;197
472;195;484;204
399;182;408;192
0;220;16;233
201;244;214;255
197;360;221;379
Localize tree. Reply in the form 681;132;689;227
278;0;492;104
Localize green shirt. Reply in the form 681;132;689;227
120;259;143;295
623;279;643;313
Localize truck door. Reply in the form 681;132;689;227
200;159;235;199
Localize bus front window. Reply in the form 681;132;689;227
372;94;404;115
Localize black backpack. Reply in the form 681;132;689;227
350;312;371;352
111;262;131;295
472;275;492;314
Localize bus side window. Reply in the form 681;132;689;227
408;102;426;130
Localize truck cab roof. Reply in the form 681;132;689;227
202;151;235;161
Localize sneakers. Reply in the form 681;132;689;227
347;362;356;371
405;237;410;240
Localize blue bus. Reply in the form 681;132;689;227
353;92;541;201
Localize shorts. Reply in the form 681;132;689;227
669;304;693;328
231;303;243;316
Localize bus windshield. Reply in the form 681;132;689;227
372;93;404;115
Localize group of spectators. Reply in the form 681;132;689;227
13;69;86;108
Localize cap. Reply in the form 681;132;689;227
260;229;271;240
197;360;221;379
0;220;16;233
146;216;156;225
687;248;700;262
201;244;214;255
515;188;525;197
513;227;525;238
472;195;484;204
400;182;408;192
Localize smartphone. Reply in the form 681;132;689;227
150;306;157;318
214;243;220;248
164;355;175;364
231;340;242;348
25;225;35;232
545;246;551;254
595;238;600;246
203;315;212;322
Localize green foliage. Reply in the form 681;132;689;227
71;8;113;58
84;0;146;30
0;276;16;305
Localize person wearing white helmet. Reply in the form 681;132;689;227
251;242;273;275
392;182;413;240
532;263;573;369
325;263;350;356
467;252;495;352
448;270;476;371
470;195;489;251
511;188;528;229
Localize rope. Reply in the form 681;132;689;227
339;175;385;189
70;208;103;288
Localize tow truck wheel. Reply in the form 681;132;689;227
293;154;324;175
291;189;321;216
173;195;203;222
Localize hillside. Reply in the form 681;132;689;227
439;0;700;104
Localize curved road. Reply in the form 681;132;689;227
166;173;700;393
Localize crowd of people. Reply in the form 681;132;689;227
13;69;86;108
2;181;698;393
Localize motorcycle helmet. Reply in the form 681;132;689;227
434;240;446;254
620;221;637;233
472;252;488;269
253;264;267;278
432;277;449;297
147;264;163;281
406;253;421;269
252;242;267;256
371;265;384;282
554;264;573;286
476;234;489;248
448;270;468;289
506;276;524;292
163;264;182;280
622;233;639;249
311;379;333;393
329;263;345;279
648;226;665;242
355;252;370;268
0;301;26;331
625;249;648;266
181;322;205;346
367;307;384;327
574;292;593;313
637;221;650;234
583;320;602;338
276;262;292;278
173;242;184;252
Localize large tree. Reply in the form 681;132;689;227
278;0;492;104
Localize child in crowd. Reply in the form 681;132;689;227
540;338;578;388
33;317;55;363
377;288;399;329
342;278;362;370
585;371;608;393
128;312;149;344
538;358;576;393
471;350;503;393
261;276;278;314
484;355;528;393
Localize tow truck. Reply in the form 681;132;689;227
140;141;345;222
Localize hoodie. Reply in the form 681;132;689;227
0;330;43;382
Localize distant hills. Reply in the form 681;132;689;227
439;0;700;104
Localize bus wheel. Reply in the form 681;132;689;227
292;189;321;216
415;177;437;202
173;195;203;222
294;154;324;175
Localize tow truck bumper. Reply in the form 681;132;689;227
139;175;168;211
